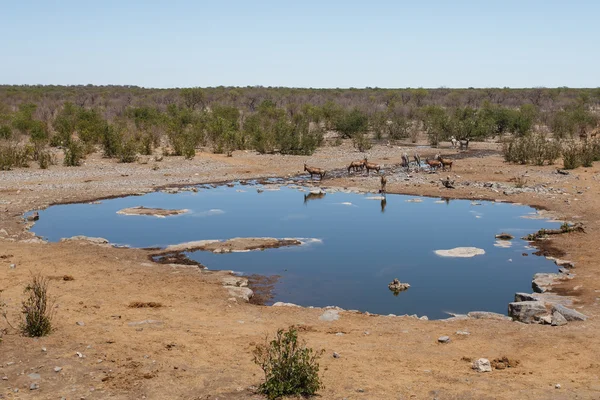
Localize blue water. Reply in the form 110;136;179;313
30;183;560;319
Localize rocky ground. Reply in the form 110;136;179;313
1;139;600;399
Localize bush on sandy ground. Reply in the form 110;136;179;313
0;142;31;170
502;133;561;165
21;275;55;337
253;327;324;399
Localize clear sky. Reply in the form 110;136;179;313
1;0;598;88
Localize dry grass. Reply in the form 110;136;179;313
128;301;163;308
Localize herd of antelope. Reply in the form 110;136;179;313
303;138;463;193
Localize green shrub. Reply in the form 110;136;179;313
21;275;55;337
182;134;196;160
502;133;560;165
118;138;138;163
562;141;581;170
139;133;154;156
101;124;122;158
0;143;30;170
37;150;56;169
0;125;12;140
63;140;85;166
253;328;324;400
352;132;372;152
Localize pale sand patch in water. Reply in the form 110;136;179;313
435;247;486;258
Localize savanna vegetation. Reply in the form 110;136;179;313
0;85;599;170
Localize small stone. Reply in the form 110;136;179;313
9;263;16;269
555;384;561;389
30;383;39;390
54;366;62;372
438;336;451;344
41;347;47;352
1;376;7;380
472;358;492;372
333;352;340;359
335;332;344;336
357;388;365;393
456;330;470;336
551;311;568;326
539;315;552;325
76;321;85;326
76;352;84;358
28;372;41;380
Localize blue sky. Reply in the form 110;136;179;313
1;0;598;88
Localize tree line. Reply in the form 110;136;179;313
0;85;599;169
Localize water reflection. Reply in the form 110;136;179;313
303;192;326;205
380;197;387;213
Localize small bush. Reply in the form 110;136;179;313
513;176;528;188
0;143;30;170
562;141;582;170
352;133;372;152
253;328;324;400
21;275;55;337
37;150;56;169
118;138;138;163
63;140;85;166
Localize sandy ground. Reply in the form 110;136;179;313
1;139;600;399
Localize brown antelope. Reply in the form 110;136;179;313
363;158;381;174
380;173;387;194
435;154;453;171
425;158;442;172
347;159;365;174
304;163;326;180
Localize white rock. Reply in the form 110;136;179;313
472;358;492;372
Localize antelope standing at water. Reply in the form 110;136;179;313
401;152;410;170
380;173;387;194
459;138;470;150
303;163;326;181
413;153;422;171
425;158;442;172
363;158;381;174
435;154;453;171
347;159;366;174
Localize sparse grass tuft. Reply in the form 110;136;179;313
514;176;528;188
129;301;163;308
253;327;324;400
20;275;55;337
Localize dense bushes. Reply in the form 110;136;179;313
0;86;598;166
561;139;600;169
253;328;324;399
0;143;30;170
502;133;561;165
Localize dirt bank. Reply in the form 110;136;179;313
1;140;600;399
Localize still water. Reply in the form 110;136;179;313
31;182;559;319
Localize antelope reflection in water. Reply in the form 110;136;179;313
380;197;387;213
303;191;326;205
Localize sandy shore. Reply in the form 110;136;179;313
1;140;600;399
